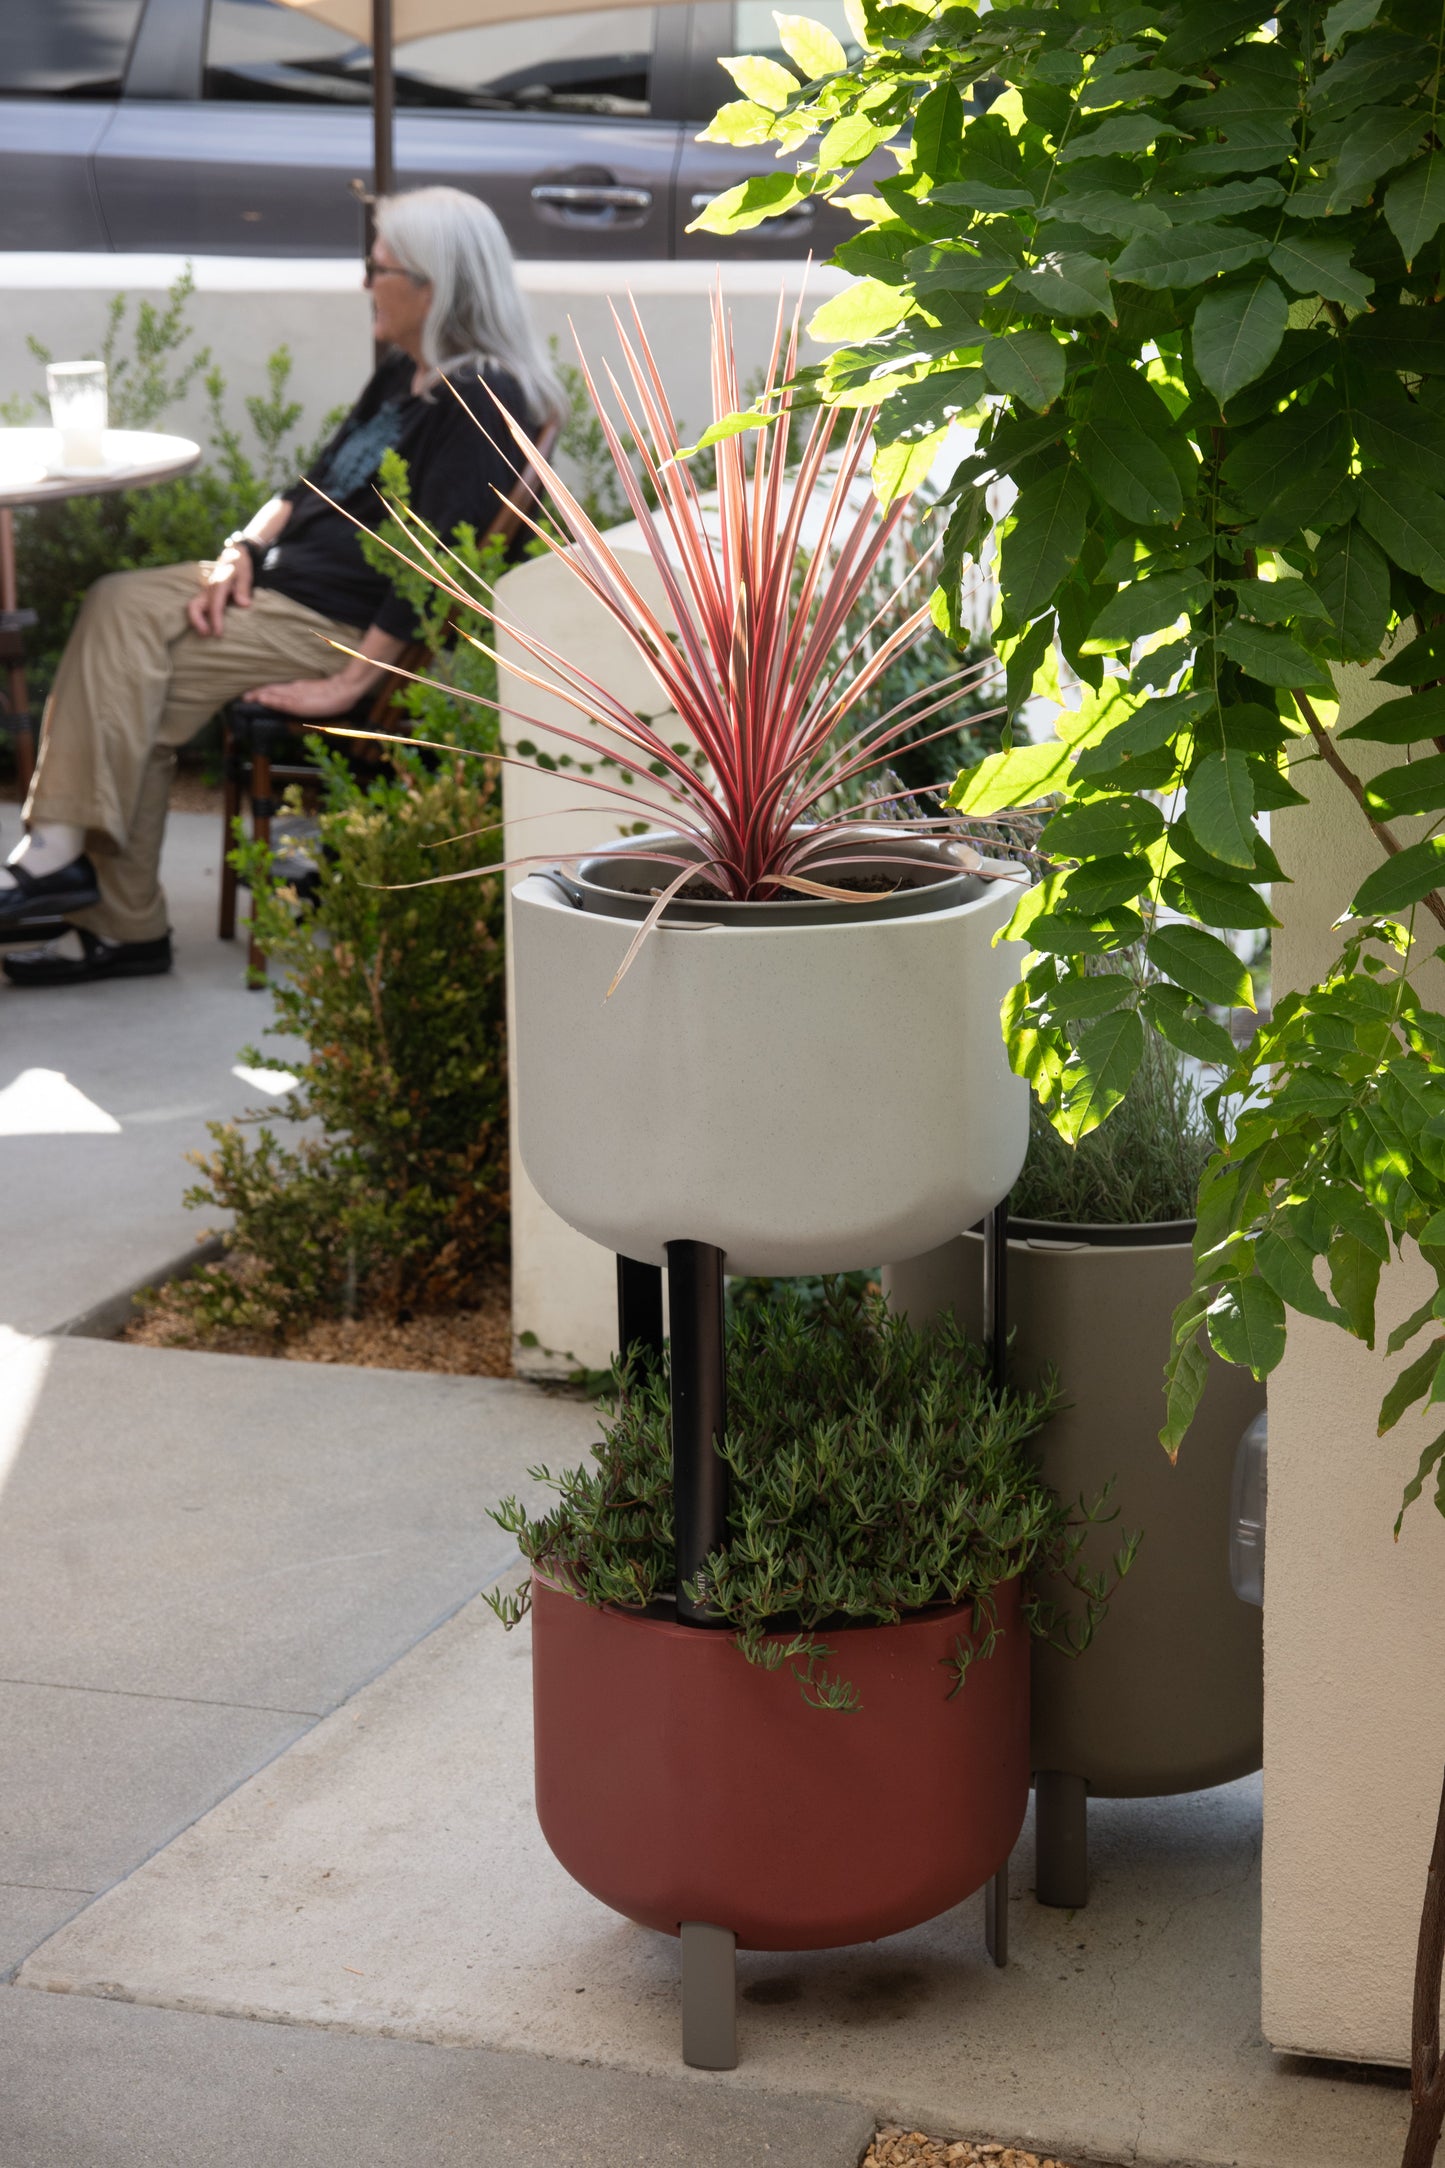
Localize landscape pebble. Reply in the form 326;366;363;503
863;2128;1077;2168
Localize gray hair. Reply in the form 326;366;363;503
374;186;569;429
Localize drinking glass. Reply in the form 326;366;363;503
46;360;108;471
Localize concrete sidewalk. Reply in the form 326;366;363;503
0;808;295;1336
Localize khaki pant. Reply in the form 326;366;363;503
25;561;360;944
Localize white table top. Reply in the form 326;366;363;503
0;428;201;509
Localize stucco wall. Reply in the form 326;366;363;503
1263;666;1445;2064
0;254;846;491
497;533;680;1379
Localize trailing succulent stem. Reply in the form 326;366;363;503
706;0;1445;1530
488;1285;1131;1707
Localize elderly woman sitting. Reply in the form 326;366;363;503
0;185;565;986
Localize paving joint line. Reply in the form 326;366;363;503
0;1677;321;1719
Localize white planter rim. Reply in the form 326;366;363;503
993;1215;1197;1251
537;825;1023;929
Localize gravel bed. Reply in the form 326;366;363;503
864;2130;1078;2168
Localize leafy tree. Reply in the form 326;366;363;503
704;6;1445;2154
702;0;1445;1507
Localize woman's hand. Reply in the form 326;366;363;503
187;544;253;638
242;666;377;719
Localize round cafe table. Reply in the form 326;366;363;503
0;427;201;791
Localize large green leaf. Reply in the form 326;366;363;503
1312;525;1393;664
1355;387;1445;496
1060;112;1182;161
692;171;808;234
1221;397;1349;514
698;98;779;147
1191;278;1290;409
808;277;912;342
1378;1340;1445;1433
774;11;848;79
1385;152;1445;267
718;52;801;109
1347;304;1445;378
1339;686;1445;743
1161;1324;1211;1456
947;737;1074;816
871;366;985;441
1378;625;1445;686
998;463;1090;622
1350;838;1445;916
1162;862;1277;928
1111;223;1271;290
911;80;965;183
1143;981;1240;1063
1162;178;1286;222
1147;924;1255;1008
1062;854;1154;912
1073;688;1212;777
1358;471;1445;588
1085;568;1208;648
1330;104;1430;201
1215;618;1334;690
1047;969;1134;1020
1256;1228;1342;1325
1186;749;1258;868
1207;1276;1288;1375
981;330;1067;411
1363;753;1445;820
1012;252;1115;320
1045;187;1170;238
1322;0;1382;47
1042;795;1164;858
1268;233;1374;309
1057;1008;1146;1141
1076;418;1183;526
1328;1231;1383;1341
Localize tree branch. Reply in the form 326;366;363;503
1403;1765;1445;2168
1295;693;1445;933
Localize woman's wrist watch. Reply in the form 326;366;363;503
223;531;266;577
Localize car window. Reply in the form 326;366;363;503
0;0;146;96
731;1;861;70
204;0;659;116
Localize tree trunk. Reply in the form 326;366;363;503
1403;1767;1445;2168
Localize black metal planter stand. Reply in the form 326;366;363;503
612;1209;1014;2068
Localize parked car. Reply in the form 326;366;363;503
0;0;862;259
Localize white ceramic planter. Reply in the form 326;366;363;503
510;840;1029;1276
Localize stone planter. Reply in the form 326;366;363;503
884;1221;1264;1906
509;832;1028;1276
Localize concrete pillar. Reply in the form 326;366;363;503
1263;660;1445;2064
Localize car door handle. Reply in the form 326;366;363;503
690;191;817;227
532;184;653;211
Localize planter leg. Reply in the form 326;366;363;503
681;1921;737;2070
666;1241;729;1625
984;1858;1009;1968
616;1255;664;1373
1035;1770;1089;1909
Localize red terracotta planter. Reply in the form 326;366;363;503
530;1572;1030;1952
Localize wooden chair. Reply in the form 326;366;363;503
219;423;556;976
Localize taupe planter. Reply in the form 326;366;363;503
884;1221;1264;1906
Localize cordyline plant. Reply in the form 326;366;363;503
328;289;1008;979
699;1;1445;2157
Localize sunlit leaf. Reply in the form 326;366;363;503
1147;924;1255;1008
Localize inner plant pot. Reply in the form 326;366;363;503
530;1570;1029;1951
510;828;1030;1275
552;829;980;926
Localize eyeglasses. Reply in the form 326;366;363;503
364;255;424;285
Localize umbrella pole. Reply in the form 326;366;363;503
366;0;395;367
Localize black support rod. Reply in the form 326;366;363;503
371;0;395;202
665;1241;729;1626
616;1255;665;1376
981;1198;1010;1396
